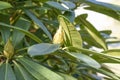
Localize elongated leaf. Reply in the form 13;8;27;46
12;18;31;47
58;15;82;48
14;61;36;80
24;10;52;40
0;1;12;10
66;52;101;68
61;1;76;9
0;63;16;80
64;11;75;22
28;43;60;56
17;57;64;80
0;22;42;43
102;49;120;58
84;0;120;20
0;14;10;44
46;1;68;11
58;73;77;80
68;47;120;63
76;14;107;50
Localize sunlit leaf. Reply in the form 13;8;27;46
58;15;82;48
61;1;76;9
28;43;60;56
0;1;12;10
76;14;108;50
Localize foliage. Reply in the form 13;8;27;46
0;0;120;80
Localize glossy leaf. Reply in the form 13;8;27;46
46;1;68;11
14;61;36;80
0;22;42;43
64;11;75;22
17;57;64;80
12;18;31;47
66;52;101;68
0;1;12;10
24;10;52;40
0;63;16;80
76;14;108;50
61;1;76;9
58;15;82;48
28;43;60;56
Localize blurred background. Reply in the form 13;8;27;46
75;0;120;49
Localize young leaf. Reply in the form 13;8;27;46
4;39;14;59
58;15;82;48
0;63;16;80
76;14;108;50
28;43;60;57
14;61;36;80
17;57;64;80
0;1;12;10
0;22;42;43
24;10;52;40
66;52;101;68
12;18;31;47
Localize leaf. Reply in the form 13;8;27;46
61;1;76;9
17;57;64;80
0;22;42;43
12;18;31;47
24;10;52;40
102;49;120;58
64;11;75;22
14;61;36;80
0;63;16;80
58;15;82;48
46;1;68;11
66;52;101;68
0;1;12;10
58;73;77;80
4;39;14;59
0;14;10;44
84;0;120;20
68;47;120;63
28;43;60;56
76;14;108;50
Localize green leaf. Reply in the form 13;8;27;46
76;14;108;50
28;43;60;56
14;61;36;80
0;1;12;10
17;57;64;80
0;22;42;43
61;1;76;9
68;47;120;63
64;11;75;22
66;52;101;68
24;10;52;40
0;14;10;44
12;18;31;47
102;49;120;58
46;1;68;11
0;63;16;80
85;0;120;20
58;73;77;80
58;15;82;48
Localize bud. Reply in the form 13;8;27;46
4;39;14;59
53;25;64;45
